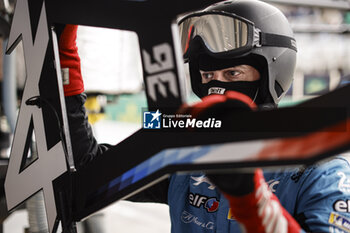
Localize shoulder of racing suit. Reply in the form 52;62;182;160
168;156;350;233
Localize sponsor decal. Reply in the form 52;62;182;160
191;176;216;190
329;212;350;233
227;208;236;221
291;167;305;183
61;68;70;85
330;226;348;233
143;43;178;102
334;200;350;213
181;210;214;230
189;193;219;212
208;87;225;95
266;179;280;193
205;198;220;212
338;172;350;193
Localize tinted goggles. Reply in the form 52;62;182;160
178;11;297;60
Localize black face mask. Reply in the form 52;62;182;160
200;80;261;102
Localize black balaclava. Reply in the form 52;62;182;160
190;53;273;106
200;80;261;101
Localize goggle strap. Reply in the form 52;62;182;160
260;33;297;52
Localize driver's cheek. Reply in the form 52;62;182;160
249;69;261;81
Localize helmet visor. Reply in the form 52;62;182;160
178;12;254;59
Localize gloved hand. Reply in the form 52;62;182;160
180;91;280;197
179;90;257;196
179;90;257;122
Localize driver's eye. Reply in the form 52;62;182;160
227;70;241;77
202;72;214;80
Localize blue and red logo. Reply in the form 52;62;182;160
189;193;220;213
205;198;220;212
